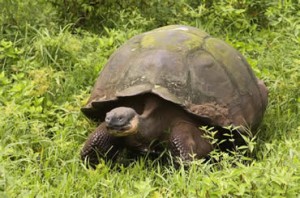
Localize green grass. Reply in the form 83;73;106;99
1;1;300;197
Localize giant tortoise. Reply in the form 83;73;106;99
80;25;268;166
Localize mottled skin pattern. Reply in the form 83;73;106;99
81;95;213;166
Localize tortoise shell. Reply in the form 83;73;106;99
82;25;267;131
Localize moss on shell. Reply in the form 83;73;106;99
140;25;207;52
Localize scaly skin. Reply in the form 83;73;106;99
81;123;120;167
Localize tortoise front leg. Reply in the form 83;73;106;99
81;123;121;167
169;122;213;162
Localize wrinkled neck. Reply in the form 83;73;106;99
135;112;166;142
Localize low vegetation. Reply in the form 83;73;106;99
1;0;299;197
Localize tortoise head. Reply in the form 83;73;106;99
105;107;139;137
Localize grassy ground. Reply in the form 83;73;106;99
1;1;299;197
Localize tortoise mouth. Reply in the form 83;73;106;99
107;124;131;133
106;116;139;137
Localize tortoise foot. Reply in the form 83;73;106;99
169;121;213;162
81;123;120;167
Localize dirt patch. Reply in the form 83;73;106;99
188;102;231;126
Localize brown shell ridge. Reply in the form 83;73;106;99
198;35;211;49
184;50;217;104
239;56;266;118
203;42;240;91
233;52;265;110
201;38;247;124
177;35;216;108
202;40;241;95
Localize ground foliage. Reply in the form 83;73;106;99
0;0;300;197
